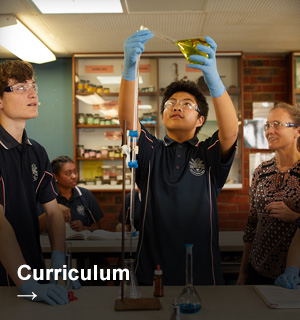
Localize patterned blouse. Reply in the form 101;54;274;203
243;157;300;279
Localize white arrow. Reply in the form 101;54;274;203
17;292;37;300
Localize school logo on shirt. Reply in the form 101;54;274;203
76;205;86;216
189;158;205;177
31;163;38;181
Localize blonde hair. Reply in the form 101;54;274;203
271;102;300;151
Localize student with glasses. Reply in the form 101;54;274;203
238;102;300;288
118;30;239;285
0;60;72;305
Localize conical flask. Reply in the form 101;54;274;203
119;258;141;299
175;38;210;64
178;244;201;314
140;26;210;65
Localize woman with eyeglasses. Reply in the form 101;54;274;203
39;156;104;232
238;102;300;288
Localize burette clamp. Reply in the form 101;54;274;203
121;130;139;168
129;130;138;138
121;144;130;155
128;160;138;169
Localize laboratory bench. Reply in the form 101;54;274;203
0;285;298;320
40;231;244;283
40;231;244;253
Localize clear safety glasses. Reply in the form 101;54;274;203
263;121;299;132
164;98;201;113
4;83;38;94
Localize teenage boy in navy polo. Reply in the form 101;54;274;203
0;60;79;306
118;30;239;285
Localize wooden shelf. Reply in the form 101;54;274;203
159;90;240;97
73;54;242;187
76;124;156;128
77;124;120;128
76;92;157;97
77;183;130;192
76;157;122;161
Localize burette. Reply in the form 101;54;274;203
123;26;175;256
122;45;141;257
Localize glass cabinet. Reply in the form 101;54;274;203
72;52;243;190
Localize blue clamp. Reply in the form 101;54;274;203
132;231;137;237
128;160;138;168
129;130;139;138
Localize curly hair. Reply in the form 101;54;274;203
160;80;209;136
271;102;300;151
51;156;74;175
0;60;35;98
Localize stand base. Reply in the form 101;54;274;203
114;298;161;311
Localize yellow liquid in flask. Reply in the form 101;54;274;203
175;38;211;64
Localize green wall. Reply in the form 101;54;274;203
25;58;73;162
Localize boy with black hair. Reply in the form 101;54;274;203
118;30;239;285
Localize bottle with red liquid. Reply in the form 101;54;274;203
153;265;164;297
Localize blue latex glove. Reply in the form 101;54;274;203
188;36;225;98
122;30;153;81
275;266;300;289
51;250;81;289
19;278;68;306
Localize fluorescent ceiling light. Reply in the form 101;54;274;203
97;76;143;84
32;0;123;14
0;16;56;64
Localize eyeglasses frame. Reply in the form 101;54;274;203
4;82;38;94
164;98;201;114
263;121;300;132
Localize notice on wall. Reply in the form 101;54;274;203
105;131;122;140
139;64;150;72
85;65;114;73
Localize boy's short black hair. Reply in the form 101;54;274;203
51;156;74;175
0;60;35;98
160;80;209;136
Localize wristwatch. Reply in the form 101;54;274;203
296;216;300;228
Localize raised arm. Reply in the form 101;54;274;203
188;37;239;160
118;30;153;135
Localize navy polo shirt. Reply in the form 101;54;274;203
56;186;103;226
0;125;58;285
135;125;236;285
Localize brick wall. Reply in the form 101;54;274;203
243;55;288;119
218;54;288;231
97;54;289;232
93;191;123;231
